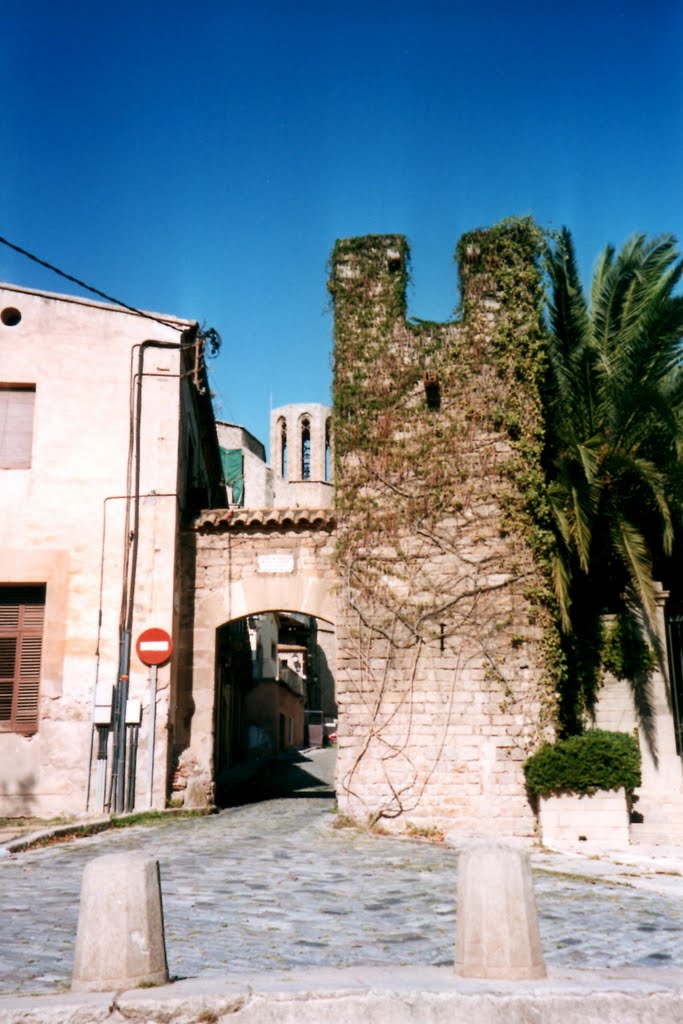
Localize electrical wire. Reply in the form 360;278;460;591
0;233;184;332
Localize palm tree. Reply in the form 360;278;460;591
544;228;683;734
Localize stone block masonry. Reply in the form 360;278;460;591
329;224;558;836
539;790;630;849
172;512;338;798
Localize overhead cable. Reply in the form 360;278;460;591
0;233;184;332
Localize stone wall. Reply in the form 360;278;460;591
328;227;557;836
538;789;630;848
173;511;337;799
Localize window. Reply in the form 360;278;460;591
280;418;287;478
301;417;311;480
0;585;45;733
325;418;332;482
0;385;35;469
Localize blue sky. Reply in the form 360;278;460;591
2;1;682;451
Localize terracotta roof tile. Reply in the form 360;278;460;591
193;508;336;530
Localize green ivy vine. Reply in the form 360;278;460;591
327;220;566;822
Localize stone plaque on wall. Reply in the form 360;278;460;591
257;553;295;574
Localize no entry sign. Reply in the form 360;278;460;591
136;627;173;666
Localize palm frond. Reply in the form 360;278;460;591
611;518;657;630
545;228;683;732
550;551;573;633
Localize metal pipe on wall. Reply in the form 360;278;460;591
110;333;197;814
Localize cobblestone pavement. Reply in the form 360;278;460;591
1;748;683;995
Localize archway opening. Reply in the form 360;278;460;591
213;608;336;806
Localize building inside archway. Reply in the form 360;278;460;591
214;610;336;794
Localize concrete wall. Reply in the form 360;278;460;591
0;283;208;816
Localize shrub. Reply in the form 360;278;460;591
523;730;641;797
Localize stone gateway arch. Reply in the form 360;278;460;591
173;507;338;801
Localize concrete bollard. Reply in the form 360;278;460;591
72;853;169;991
455;841;546;980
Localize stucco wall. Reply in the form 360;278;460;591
0;284;191;816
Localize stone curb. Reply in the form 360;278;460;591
0;808;216;857
1;967;683;1024
0;817;113;856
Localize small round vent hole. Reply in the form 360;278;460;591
1;307;22;326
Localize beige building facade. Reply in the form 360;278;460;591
0;283;223;817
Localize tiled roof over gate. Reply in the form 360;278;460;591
193;508;336;530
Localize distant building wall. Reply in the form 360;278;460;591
216;421;273;507
244;680;304;752
217;409;333;511
270;403;333;509
313;620;337;720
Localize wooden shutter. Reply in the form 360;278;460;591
0;587;44;733
0;636;17;721
0;385;35;469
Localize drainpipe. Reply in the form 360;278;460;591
87;492;177;812
111;331;198;813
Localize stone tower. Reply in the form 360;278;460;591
328;224;558;836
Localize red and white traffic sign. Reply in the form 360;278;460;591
136;627;173;666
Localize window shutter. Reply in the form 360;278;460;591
0;635;17;721
0;386;35;469
0;589;44;732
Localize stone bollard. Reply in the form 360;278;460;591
455;841;546;980
72;853;169;991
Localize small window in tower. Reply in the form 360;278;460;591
280;419;287;479
325;418;332;481
387;251;402;273
301;418;311;480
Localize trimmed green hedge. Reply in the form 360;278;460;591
523;730;641;797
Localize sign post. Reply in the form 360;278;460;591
135;628;173;808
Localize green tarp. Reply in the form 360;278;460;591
220;448;244;505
